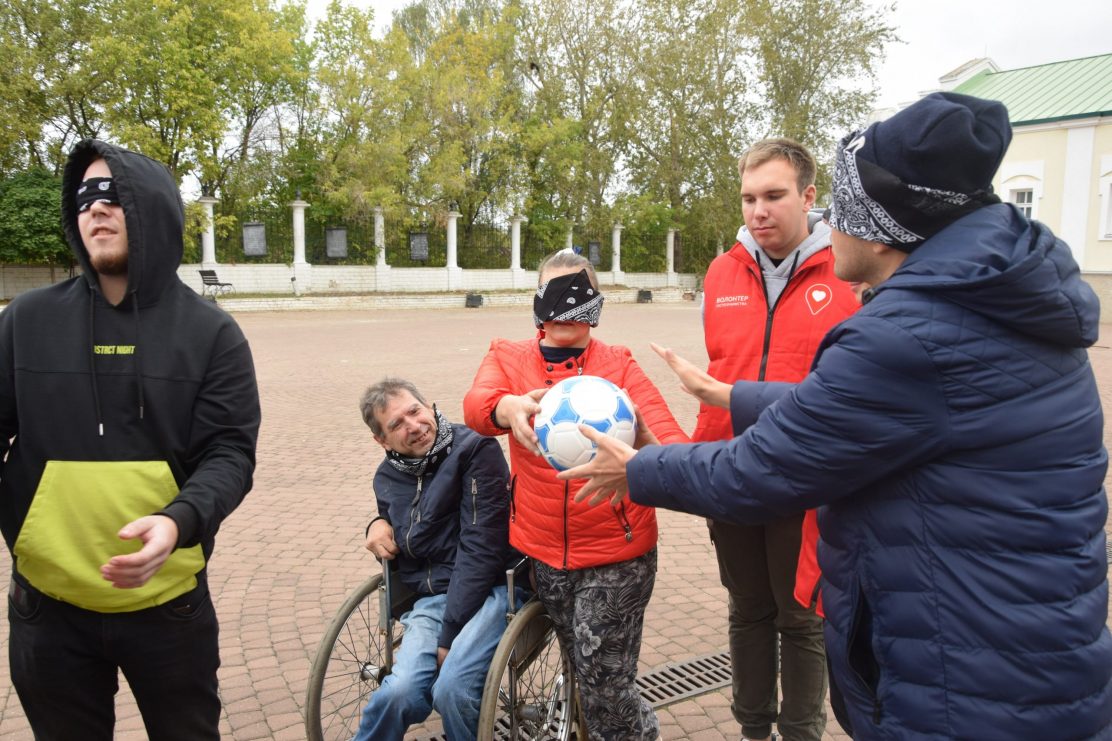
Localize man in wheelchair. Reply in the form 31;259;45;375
356;378;516;741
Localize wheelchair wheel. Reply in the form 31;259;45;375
477;600;577;741
306;574;398;741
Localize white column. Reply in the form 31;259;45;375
290;198;310;296
716;234;725;257
374;206;391;291
374;206;387;268
510;214;528;289
446;209;462;290
611;222;625;285
611;222;623;273
1060;124;1095;267
510;214;526;270
446;209;460;268
666;227;677;287
565;224;574;251
198;196;218;267
291;199;309;265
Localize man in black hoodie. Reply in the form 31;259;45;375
1;140;260;740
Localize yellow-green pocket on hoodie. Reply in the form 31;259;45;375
14;460;204;612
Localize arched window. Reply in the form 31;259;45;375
998;160;1044;221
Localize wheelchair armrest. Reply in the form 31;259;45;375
381;558;419;620
505;557;535;614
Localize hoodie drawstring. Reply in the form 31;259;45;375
88;286;146;436
132;293;144;420
88;288;104;436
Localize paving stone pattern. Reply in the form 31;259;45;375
0;303;1109;741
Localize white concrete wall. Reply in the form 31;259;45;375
0;265;74;297
0;262;695;301
215;286;697;313
172;263;698;298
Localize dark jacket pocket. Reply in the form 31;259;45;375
847;582;882;724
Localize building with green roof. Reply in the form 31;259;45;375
937;54;1112;276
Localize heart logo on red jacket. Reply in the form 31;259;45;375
805;284;832;315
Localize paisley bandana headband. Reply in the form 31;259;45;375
829;129;998;251
76;177;121;213
533;269;604;328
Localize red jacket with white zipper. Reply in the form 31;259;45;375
698;242;859;613
464;336;688;570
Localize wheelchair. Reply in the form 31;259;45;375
306;558;581;740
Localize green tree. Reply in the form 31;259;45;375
745;0;898;194
196;1;306;199
0;169;71;269
0;0;111;175
93;0;301;181
311;2;416;222
416;3;523;236
620;0;751;266
514;0;632;236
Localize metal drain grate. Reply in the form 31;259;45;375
414;651;732;739
637;651;732;708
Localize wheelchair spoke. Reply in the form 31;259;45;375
490;614;574;740
309;576;401;741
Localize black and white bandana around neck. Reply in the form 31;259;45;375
829;129;999;252
533;269;604;328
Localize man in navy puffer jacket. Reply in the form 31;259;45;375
563;93;1112;740
355;377;514;741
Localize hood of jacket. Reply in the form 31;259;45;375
878;203;1099;348
61;139;184;308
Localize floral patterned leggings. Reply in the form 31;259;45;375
533;549;659;741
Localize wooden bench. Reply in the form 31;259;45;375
199;269;234;298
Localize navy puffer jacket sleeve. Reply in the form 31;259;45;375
630;318;950;522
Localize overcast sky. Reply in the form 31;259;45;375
302;0;1112;108
870;0;1112;108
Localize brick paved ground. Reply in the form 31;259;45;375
0;302;1110;740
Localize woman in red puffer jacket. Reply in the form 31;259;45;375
464;250;687;741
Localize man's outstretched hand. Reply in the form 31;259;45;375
558;424;637;507
650;342;731;409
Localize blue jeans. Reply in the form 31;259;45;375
354;585;510;741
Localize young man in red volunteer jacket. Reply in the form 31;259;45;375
697;139;857;741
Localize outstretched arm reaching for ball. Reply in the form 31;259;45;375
558;424;636;506
650;342;731;409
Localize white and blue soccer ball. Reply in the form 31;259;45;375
533;375;637;472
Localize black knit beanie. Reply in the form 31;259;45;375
828;92;1013;251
